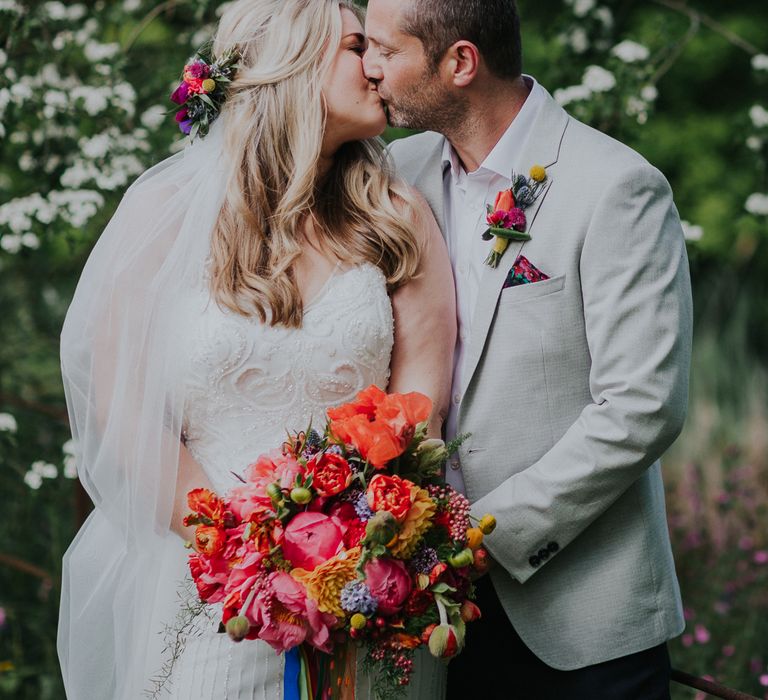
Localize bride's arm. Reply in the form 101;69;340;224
172;441;215;544
389;190;456;438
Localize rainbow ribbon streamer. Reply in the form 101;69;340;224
284;645;321;700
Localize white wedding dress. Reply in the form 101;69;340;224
159;262;447;699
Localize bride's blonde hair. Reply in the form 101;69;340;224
210;0;421;327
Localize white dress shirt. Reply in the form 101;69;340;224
442;76;546;493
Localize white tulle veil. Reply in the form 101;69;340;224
58;121;234;699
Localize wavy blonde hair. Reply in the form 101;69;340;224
210;0;421;327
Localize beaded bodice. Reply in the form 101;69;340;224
182;263;393;491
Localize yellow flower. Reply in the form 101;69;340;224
479;514;497;535
202;78;216;93
529;164;546;182
292;547;361;618
389;486;436;559
466;527;484;550
350;613;367;630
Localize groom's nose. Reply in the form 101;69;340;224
362;48;383;83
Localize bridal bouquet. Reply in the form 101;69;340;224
183;385;494;699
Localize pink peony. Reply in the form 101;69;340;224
364;558;412;616
229;450;303;521
282;512;344;571
224;548;266;598
249;572;335;653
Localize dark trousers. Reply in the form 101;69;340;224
447;576;671;700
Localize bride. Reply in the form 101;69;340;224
57;1;455;698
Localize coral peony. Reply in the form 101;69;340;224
305;452;352;497
187;488;225;524
194;525;226;557
366;474;414;523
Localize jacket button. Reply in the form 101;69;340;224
529;555;540;568
538;548;549;560
547;541;559;553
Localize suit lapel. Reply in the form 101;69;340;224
460;93;570;397
411;139;447;236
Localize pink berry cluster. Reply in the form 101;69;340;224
428;485;471;541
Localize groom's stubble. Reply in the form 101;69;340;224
382;65;471;139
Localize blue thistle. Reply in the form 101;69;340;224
353;492;374;521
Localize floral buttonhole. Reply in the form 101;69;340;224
482;164;548;268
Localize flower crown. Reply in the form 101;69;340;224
170;44;240;140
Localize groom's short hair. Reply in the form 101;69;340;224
400;0;522;79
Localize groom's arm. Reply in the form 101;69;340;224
471;161;693;584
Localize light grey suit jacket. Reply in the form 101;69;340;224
390;87;692;670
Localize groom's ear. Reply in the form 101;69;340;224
443;40;480;88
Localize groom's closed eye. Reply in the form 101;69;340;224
367;38;397;59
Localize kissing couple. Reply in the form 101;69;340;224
58;1;692;699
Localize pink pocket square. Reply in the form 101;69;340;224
502;255;550;289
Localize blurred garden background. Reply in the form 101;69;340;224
0;0;767;697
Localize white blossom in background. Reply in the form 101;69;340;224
570;0;596;18
191;26;216;48
123;0;141;11
42;285;62;308
0;49;6;68
31;460;59;479
745;193;768;216
641;85;659;102
752;54;768;72
746;136;763;152
0;412;18;433
141;104;167;130
681;220;704;242
749;105;768;128
63;455;78;479
626;96;649;124
0;1;23;13
554;84;593;106
560;27;590;54
583;65;616;92
595;6;614;29
84;41;120;63
24;471;43;490
612;40;651;64
0;235;23;254
63;439;79;479
21;233;41;249
42;1;85;21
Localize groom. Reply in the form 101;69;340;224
364;1;692;698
